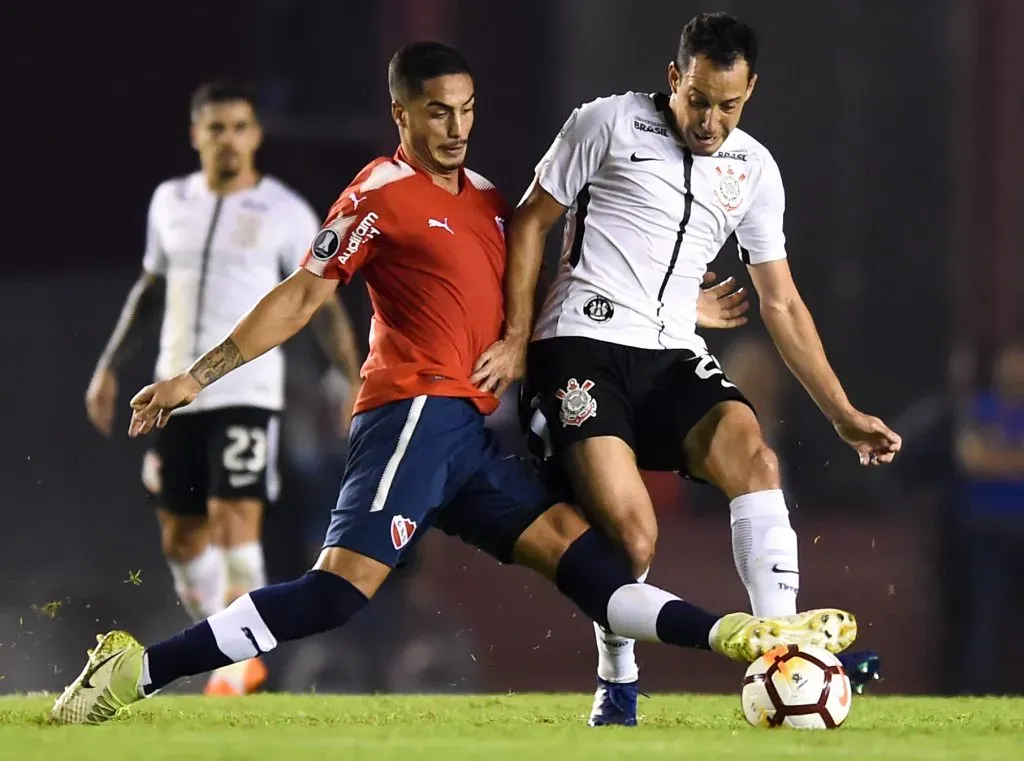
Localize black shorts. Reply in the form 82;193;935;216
146;406;280;516
521;336;752;490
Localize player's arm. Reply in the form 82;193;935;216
473;101;613;394
128;269;338;437
739;156;900;465
310;295;362;382
957;425;1024;476
87;188;168;436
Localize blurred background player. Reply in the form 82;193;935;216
955;343;1024;693
473;12;899;724
83;80;362;696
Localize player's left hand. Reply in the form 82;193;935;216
834;410;902;466
696;271;750;329
471;336;527;398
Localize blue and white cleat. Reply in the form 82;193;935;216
838;649;881;694
588;678;640;727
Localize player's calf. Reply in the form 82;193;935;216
157;510;226;621
686;402;799;618
130;548;386;696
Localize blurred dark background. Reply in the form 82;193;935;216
1;0;1022;697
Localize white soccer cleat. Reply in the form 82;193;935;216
51;630;145;725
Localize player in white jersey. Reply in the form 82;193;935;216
472;13;899;723
84;81;362;696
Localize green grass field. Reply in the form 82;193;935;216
2;693;1023;760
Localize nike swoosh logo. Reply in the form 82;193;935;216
630;152;661;162
82;651;121;689
771;564;799;575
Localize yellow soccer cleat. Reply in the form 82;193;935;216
51;630;145;725
710;608;857;663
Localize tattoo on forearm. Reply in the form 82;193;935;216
189;337;244;387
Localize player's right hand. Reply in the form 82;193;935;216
85;367;118;437
470;335;527;399
128;373;202;438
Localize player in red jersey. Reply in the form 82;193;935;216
52;42;855;724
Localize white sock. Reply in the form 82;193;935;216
168;545;227;621
594;568;648;683
224;542;267;596
605;583;680;640
729;489;799;616
208;593;279;663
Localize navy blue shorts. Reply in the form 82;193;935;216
322;396;557;567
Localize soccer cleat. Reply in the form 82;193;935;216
838;649;881;694
51;630;145;725
587;678;640;727
711;608;857;663
204;657;268;696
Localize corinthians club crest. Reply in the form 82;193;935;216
556;378;597;427
713;165;747;212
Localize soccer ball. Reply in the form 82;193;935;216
741;644;852;729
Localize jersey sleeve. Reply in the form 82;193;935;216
302;185;386;284
280;197;322;273
140;185;167;275
735;153;788;265
533;97;617;207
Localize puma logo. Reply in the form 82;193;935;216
428;217;454;235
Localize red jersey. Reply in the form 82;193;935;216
303;148;511;415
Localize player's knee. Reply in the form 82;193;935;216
745;443;781;490
208;498;262;547
313;546;391;600
619;523;657;577
159;519;209;562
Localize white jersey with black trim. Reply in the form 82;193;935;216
532;91;787;353
142;172;321;413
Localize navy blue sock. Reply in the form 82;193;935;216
555;528;718;651
554;528;639;629
144;570;368;693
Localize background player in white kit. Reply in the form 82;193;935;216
84;81;362;696
472;13;901;724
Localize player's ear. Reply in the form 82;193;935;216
745;72;758;100
391;100;405;128
667;61;681;93
189;122;199;152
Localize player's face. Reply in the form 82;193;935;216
668;55;756;156
394;73;475;174
190;100;262;180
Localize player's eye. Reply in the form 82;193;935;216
721;103;738;113
234;122;250;132
689;98;708;109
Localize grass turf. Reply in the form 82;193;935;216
2;693;1023;760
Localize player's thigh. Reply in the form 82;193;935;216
684;400;779;498
635;350;752;475
207;406;279;509
151;412;210;522
562;437;656;574
524;337;636;462
322;396;467;570
435;432;560;570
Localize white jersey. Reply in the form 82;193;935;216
143;172;320;413
533;91;787;353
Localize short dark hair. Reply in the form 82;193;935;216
190;80;256;121
677;13;758;77
388;41;472;102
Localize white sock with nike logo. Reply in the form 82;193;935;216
729;489;799;616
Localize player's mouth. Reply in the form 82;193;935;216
439;143;466;156
689;131;720;151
